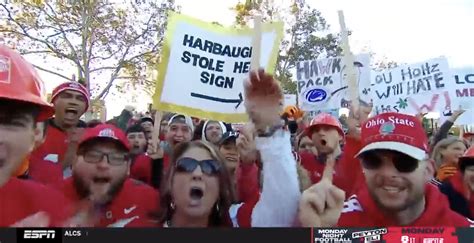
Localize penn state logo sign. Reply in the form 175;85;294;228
303;88;328;105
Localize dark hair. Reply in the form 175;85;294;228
193;120;205;141
459;157;474;173
140;117;154;126
126;124;145;135
87;119;102;128
0;99;40;124
158;140;235;227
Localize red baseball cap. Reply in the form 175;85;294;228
79;124;130;151
356;112;429;161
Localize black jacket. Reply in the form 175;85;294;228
438;181;472;219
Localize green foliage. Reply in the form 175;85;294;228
231;0;341;94
0;0;178;100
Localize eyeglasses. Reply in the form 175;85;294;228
175;157;221;176
82;150;129;166
360;150;420;173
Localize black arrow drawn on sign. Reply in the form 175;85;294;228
190;92;243;109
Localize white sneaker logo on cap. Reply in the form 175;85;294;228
99;128;117;139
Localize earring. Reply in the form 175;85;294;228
215;202;220;212
170;202;175;210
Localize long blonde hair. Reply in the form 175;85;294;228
431;137;468;170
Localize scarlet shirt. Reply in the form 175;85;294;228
0;178;72;226
338;184;472;227
130;154;153;185
29;119;85;186
300;136;364;196
59;178;159;227
236;163;260;203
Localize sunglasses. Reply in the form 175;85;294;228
360;150;420;173
175;157;221;175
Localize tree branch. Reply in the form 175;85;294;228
20;50;52;55
94;13;158;100
33;64;73;81
89;66;116;73
0;4;79;65
44;2;83;72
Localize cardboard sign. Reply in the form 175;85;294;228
439;67;474;125
296;54;371;112
371;57;453;116
153;12;283;123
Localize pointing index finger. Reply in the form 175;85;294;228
322;156;336;183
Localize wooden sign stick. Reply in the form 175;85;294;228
151;111;162;152
251;15;262;73
338;10;360;113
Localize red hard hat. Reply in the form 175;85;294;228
306;113;344;137
0;45;53;121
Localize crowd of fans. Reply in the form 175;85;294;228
1;44;473;228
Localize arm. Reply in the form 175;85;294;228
236;162;259;202
432;120;454;148
250;130;300;227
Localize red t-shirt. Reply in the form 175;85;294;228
29;120;71;186
130;154;153;185
299;136;364;196
338;184;472;227
59;178;159;227
0;178;72;226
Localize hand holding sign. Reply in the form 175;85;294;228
298;157;345;227
244;69;283;132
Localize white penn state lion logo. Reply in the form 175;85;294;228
98;128;116;139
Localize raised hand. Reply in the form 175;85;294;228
244;69;283;132
298;157;345;227
146;139;164;160
236;123;258;164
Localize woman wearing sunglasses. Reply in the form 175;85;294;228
155;70;301;227
158;140;235;227
299;112;472;227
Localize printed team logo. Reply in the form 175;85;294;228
68;82;82;89
303;87;328;105
0;55;11;84
98;128;117;139
379;121;395;135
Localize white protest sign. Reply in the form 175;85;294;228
439;67;474;125
153;12;283;123
371;57;453;116
296;54;371;112
283;94;297;107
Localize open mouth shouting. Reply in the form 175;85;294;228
64;107;79;121
188;186;204;206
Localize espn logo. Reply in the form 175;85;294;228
17;229;61;243
24;230;55;239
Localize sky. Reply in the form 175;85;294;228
27;0;474;119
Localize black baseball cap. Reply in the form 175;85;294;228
218;131;239;146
